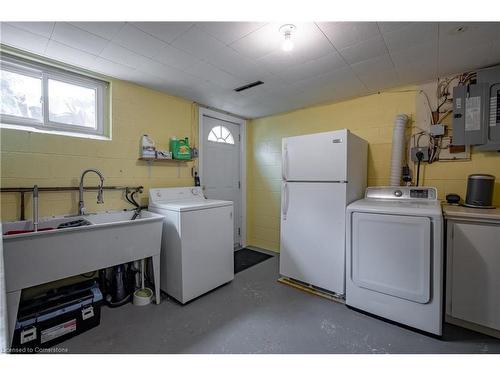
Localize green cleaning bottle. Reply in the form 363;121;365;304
170;137;191;160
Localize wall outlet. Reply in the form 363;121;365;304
411;147;429;162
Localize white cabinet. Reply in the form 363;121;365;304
444;205;500;338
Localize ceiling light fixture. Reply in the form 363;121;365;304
279;24;296;52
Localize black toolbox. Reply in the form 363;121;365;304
12;280;103;352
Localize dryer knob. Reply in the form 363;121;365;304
394;190;403;197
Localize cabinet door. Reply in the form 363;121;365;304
450;222;500;329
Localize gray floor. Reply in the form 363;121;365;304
62;252;500;354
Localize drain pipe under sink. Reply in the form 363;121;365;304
389;114;409;186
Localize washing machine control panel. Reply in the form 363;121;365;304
365;187;437;200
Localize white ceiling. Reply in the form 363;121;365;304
1;22;500;118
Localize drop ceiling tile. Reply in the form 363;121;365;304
357;68;400;91
153;43;198;71
185;60;244;89
0;23;49;54
196;22;266;45
132;22;193;43
438;40;496;76
136;59;185;80
339;35;388;64
70;22;125;40
88;57;136;79
439;22;500;49
112;24;167;59
44;40;98;68
288;66;365;94
6;22;54;38
202;46;271;82
229;22;283;59
100;42;150;69
383;22;438;52
277;51;346;83
396;60;438;84
317;22;380;49
350;53;395;77
52;23;109;55
389;40;437;68
377;22;411;34
171;26;226;60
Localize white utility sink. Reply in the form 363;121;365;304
2;210;164;344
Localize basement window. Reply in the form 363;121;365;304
1;53;110;139
207;125;235;144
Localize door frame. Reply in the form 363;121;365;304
198;106;247;248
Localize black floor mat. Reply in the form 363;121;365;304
234;248;273;274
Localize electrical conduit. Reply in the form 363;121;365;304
389;114;409;186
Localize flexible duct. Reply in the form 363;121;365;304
389;114;409;186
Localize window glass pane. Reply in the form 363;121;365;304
1;69;42;121
207;125;235;145
48;79;96;128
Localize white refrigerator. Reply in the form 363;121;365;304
280;129;367;296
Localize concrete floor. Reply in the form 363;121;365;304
62;251;500;354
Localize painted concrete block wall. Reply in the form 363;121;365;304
247;85;500;252
1;79;197;222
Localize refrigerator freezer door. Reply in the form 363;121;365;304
283;130;347;182
280;182;347;294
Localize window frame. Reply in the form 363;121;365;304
1;53;109;138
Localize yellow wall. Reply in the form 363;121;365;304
247;86;500;252
1;79;197;222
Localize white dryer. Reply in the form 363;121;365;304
346;187;443;335
149;187;234;304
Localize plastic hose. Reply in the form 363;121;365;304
389;114;409;186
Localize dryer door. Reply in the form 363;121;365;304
350;212;431;303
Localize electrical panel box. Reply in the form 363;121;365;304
452;65;500;151
452;83;489;145
476;65;500;151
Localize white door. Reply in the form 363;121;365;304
283;129;348;182
350;212;431;303
280;181;348;294
202;115;242;247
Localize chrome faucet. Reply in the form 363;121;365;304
79;169;105;215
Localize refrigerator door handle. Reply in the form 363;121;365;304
282;182;289;220
282;142;288;181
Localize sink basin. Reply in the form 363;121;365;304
2;209;164;343
2;210;156;237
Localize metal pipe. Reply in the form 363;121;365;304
32;185;39;232
0;186;143;222
0;186;142;193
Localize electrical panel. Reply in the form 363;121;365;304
476;65;500;151
452;83;489;145
452;65;500;151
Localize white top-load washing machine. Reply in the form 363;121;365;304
149;187;234;303
346;187;443;335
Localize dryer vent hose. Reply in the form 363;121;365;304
389;114;409;186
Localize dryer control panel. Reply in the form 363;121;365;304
365;187;437;200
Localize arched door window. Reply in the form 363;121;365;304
207;125;234;144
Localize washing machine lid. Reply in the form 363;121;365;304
150;198;232;212
149;186;232;212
